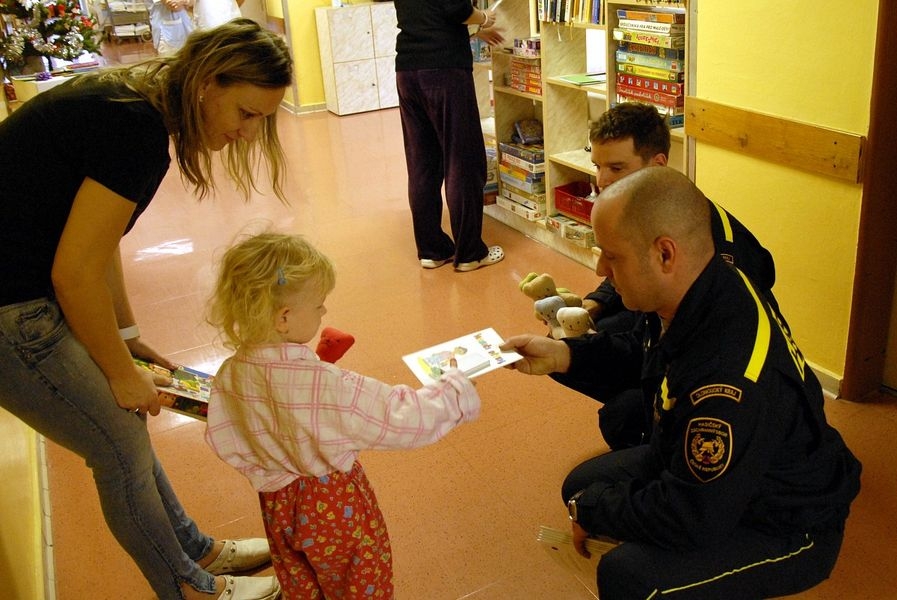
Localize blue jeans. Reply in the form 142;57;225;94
0;298;216;599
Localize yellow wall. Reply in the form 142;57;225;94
693;2;878;379
286;0;332;110
0;408;43;600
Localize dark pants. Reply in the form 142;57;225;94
396;68;488;265
562;446;845;600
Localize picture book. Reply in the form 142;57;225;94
402;328;523;385
134;359;211;420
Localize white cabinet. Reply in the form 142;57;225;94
315;2;399;116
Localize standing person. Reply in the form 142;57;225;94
394;0;506;272
0;20;292;600
150;0;196;56
193;0;242;30
205;232;481;599
504;167;862;599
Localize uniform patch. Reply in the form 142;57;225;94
690;384;742;406
685;418;732;482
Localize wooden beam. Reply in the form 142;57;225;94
684;97;866;183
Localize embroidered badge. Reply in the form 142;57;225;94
690;384;742;406
685;418;732;482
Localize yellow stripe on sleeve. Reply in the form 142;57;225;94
736;269;771;382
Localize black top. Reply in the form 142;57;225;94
393;0;475;71
575;256;861;548
0;77;170;306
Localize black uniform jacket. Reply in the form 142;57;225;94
574;256;862;550
556;199;776;401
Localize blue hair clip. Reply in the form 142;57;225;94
276;267;286;285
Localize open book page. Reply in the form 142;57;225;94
134;359;211;420
402;327;523;385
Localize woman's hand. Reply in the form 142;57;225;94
476;26;505;47
109;364;163;416
125;337;179;372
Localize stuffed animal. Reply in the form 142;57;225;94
519;272;583;308
315;327;355;363
557;306;594;338
534;296;567;339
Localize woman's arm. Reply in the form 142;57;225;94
52;177;161;415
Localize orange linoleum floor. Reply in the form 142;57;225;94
43;62;897;600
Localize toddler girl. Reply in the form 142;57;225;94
205;232;481;599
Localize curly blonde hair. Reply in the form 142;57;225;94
208;232;336;349
80;19;292;201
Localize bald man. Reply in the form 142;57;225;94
503;167;860;599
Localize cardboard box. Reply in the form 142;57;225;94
11;75;73;104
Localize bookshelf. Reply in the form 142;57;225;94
478;0;694;268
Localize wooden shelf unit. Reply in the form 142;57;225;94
477;1;692;268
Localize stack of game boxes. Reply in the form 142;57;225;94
507;38;542;96
496;141;546;221
612;7;686;127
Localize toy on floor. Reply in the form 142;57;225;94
315;327;355;363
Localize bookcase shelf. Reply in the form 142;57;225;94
477;1;692;268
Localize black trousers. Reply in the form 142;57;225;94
396;68;488;265
562;446;845;599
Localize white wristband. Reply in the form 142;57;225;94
119;325;140;340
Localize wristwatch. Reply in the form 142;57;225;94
567;490;585;523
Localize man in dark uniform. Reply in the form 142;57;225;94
503;167;861;599
550;103;778;450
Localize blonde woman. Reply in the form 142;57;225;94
205;233;481;599
0;20;291;600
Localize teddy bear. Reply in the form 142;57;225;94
556;306;594;338
519;272;583;308
315;327;355;363
534;296;568;339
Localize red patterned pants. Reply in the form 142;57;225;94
259;462;394;599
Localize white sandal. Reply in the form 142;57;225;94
456;245;505;272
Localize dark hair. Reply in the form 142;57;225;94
590;102;671;162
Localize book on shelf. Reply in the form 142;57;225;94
556;72;607;86
500;181;547;211
616;83;683;108
613;28;685;49
500;151;546;173
592;0;601;25
496;194;545;221
616;72;683;97
616;41;686;60
615;49;684;73
499;141;545;164
402;327;523;385
615;8;685;24
615;62;685;83
500;170;546;194
617;19;684;35
499;160;546;183
134;359;211;420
